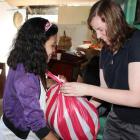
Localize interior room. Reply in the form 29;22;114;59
0;0;140;139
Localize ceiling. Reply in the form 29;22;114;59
5;0;98;7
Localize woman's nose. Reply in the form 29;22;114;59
96;33;101;39
52;47;56;54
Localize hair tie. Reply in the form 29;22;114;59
45;22;52;32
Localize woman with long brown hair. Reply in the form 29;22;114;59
61;0;140;139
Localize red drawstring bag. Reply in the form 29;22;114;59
46;72;99;140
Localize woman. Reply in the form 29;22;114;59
0;17;58;140
61;0;140;139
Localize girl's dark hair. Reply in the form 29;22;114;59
7;17;58;77
87;0;135;52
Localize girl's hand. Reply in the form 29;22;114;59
60;82;88;96
42;131;59;140
58;75;67;82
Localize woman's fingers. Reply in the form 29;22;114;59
60;82;76;96
60;82;85;96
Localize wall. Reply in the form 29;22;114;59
58;6;92;49
0;1;26;76
58;24;91;48
0;1;26;63
58;6;90;24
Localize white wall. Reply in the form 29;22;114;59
0;3;92;61
58;6;91;24
58;6;92;50
0;1;26;63
58;24;92;49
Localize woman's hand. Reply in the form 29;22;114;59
42;131;59;140
60;82;88;96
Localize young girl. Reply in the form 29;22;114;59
61;0;140;139
0;17;58;140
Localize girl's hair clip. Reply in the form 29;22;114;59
45;22;52;32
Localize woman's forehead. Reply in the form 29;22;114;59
91;16;107;30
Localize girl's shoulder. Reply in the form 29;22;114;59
12;64;39;87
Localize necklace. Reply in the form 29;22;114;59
110;51;118;65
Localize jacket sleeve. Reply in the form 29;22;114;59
14;73;50;139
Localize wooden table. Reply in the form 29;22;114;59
48;52;87;82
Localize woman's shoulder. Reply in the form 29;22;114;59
100;46;110;57
127;29;140;62
125;29;140;46
131;29;140;39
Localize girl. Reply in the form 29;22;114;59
0;17;58;140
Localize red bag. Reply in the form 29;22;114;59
46;72;99;140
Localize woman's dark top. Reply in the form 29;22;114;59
100;30;140;124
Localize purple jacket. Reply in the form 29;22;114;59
3;64;50;138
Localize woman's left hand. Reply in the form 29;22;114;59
60;82;88;96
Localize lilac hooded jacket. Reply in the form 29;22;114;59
3;64;50;138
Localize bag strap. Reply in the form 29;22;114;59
47;71;62;84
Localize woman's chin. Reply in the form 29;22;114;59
47;58;51;63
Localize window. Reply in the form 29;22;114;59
134;0;140;24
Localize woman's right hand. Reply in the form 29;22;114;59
60;82;89;96
42;131;59;140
